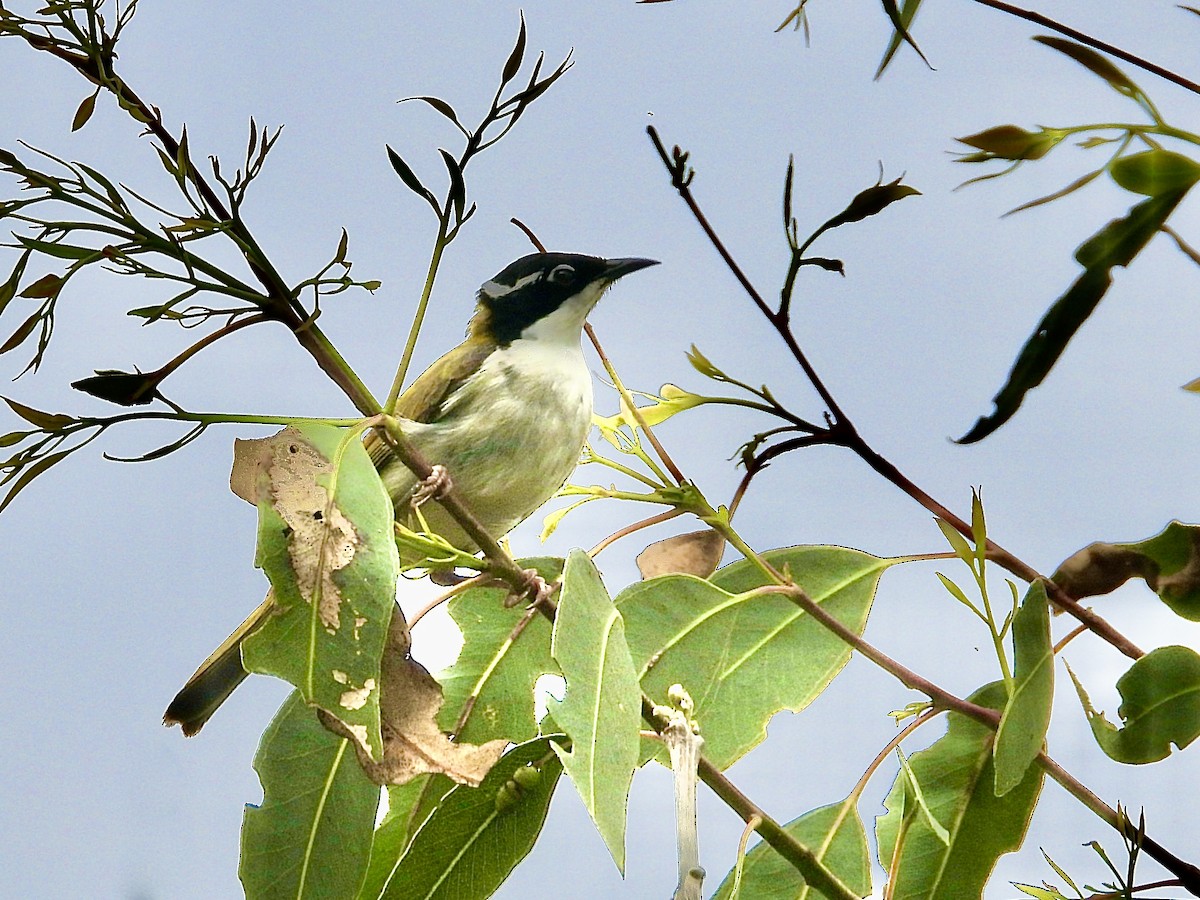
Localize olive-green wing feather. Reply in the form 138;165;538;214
366;340;496;468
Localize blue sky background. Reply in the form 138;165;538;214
2;2;1199;897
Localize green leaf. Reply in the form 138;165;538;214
547;550;641;873
1110;149;1200;196
617;546;890;769
1068;646;1200;763
435;557;562;745
875;0;923;79
1033;36;1141;99
241;692;379;900
1052;520;1200;620
876;683;1044;900
815;176;921;233
876;0;932;75
357;775;454;899
956;125;1057;161
371;737;563;899
241;425;401;761
959;187;1190;443
994;582;1053;796
710;801;872;900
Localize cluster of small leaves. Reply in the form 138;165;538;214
955;37;1200;441
780;155;920;316
0;395;216;511
386;13;572;242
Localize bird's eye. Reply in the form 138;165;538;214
548;264;575;284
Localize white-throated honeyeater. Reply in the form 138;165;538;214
164;252;658;735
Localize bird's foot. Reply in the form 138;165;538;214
503;569;557;609
412;464;452;507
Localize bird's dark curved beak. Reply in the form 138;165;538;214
602;257;660;281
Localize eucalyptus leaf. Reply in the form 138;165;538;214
993;582;1053;796
710;801;872;900
371;737;563;900
241;692;378;900
1068;646;1200;764
618;546;890;769
547;550;641;873
959;187;1191;442
241;425;401;761
876;683;1043;899
435;558;562;744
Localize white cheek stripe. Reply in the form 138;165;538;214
481;270;541;298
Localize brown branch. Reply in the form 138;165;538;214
646;125;1143;661
970;0;1200;98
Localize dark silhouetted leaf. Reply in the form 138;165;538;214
501;12;527;85
439;149;466;222
959;188;1189;442
71;369;160;406
3;396;72;430
386;145;436;208
71;90;99;131
17;273;63;298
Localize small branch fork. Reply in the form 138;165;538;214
645;125;1142;661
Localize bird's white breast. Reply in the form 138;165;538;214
387;334;594;554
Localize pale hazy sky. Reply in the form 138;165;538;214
2;2;1199;898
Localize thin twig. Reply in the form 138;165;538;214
970;0;1200;98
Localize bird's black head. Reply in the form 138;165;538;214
472;252;657;345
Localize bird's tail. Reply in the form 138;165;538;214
163;595;274;736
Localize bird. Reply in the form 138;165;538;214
163;251;659;735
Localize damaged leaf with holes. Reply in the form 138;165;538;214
1053;521;1200;620
234;425;400;760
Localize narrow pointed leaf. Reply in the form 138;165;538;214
373;737;563;900
358;776;454;899
547;550;640;873
876;683;1043;900
1033;36;1140;98
875;0;924;78
386;145;437;208
617;546;890;769
876;0;932;74
0;447;74;514
710;801;871;900
501;12;527;85
959;187;1190;442
994;582;1053;796
3;396;73;430
241;692;378;900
